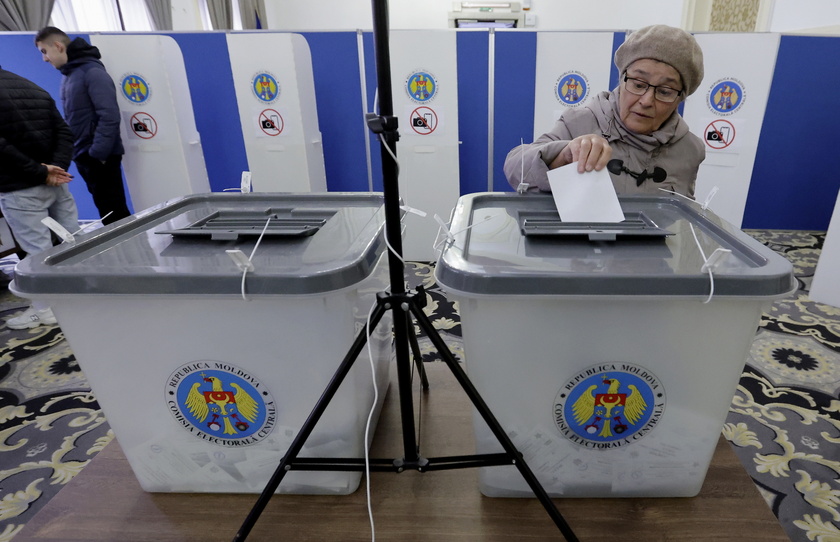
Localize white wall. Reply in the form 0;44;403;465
522;0;682;30
263;0;684;31
265;0;373;31
768;0;840;32
171;0;204;30
167;0;840;34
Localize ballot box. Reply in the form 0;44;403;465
435;193;795;498
11;193;392;495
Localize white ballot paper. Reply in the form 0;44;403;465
548;166;625;223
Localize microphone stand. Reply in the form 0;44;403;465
231;1;579;540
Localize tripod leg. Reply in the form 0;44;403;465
232;301;389;542
406;313;430;390
409;303;580;542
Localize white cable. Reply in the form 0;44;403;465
377;133;400;178
383;232;406;266
238;217;273;302
375;129;404;268
239;267;248;301
363;297;380;542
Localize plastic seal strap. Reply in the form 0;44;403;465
226;216;272;301
516;137;530;194
432;212;455;259
689;222;731;304
400;205;427;219
226;249;254;272
701;247;732;273
224;170;252;193
41;217;76;244
71;211;115;236
657;186;720;213
434;211;499;259
702;186;719;211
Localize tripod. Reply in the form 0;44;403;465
232;1;579;540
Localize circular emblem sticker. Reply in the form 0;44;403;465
120;73;150;104
553;363;664;449
555;71;589;106
166;361;276;446
252;72;280;103
707;78;745;116
406;70;437;103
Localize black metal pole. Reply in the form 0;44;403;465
369;0;421;464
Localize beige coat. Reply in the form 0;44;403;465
504;89;705;198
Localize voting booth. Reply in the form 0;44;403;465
811;189;840;308
227;33;327;193
11;193;391;494
435;193;795;497
91;34;211;213
389;30;461;261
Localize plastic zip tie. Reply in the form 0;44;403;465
41;217;75;243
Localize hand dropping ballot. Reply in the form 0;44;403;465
547;166;625;223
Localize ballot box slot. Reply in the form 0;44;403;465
157;209;334;241
518;210;672;241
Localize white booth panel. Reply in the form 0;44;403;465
811;189;840;308
533;32;615;139
92;34;211;213
682;33;780;227
390;30;461;261
226;33;326;193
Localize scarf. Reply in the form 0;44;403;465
591;89;690;153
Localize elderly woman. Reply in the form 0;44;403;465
504;24;705;198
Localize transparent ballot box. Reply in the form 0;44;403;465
12;193;392;494
435;193;795;498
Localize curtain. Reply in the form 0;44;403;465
0;0;55;31
143;0;171;30
206;0;232;30
50;0;121;32
238;0;266;30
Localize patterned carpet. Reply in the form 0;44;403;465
0;231;837;541
0;260;113;542
724;231;840;542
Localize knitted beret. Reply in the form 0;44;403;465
614;24;705;97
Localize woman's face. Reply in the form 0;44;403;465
618;59;684;135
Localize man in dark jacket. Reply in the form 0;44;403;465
35;27;131;225
0;66;79;329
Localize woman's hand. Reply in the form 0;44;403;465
550;135;612;173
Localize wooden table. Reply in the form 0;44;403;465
16;364;788;542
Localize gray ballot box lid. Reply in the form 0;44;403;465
12;193;387;296
435;193;796;297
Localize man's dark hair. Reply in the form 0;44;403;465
35;26;70;46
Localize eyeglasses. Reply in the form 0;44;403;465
623;75;683;103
